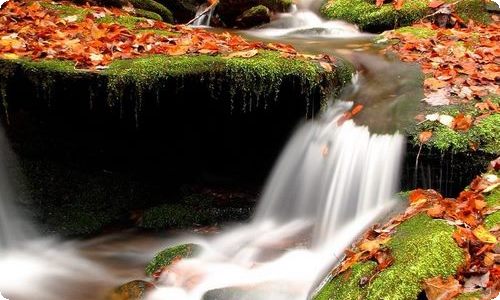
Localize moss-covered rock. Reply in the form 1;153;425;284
215;0;292;27
0;51;352;128
106;280;154;300
129;0;174;22
145;243;201;276
234;5;271;29
313;214;466;300
321;0;489;32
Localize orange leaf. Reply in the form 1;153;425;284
351;104;364;116
428;0;444;8
375;0;385;7
393;0;404;10
452;114;473;131
419;131;433;144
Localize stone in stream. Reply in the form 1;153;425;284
106;280;155;300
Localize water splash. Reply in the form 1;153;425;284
146;100;405;300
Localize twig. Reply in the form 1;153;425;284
186;1;218;26
421;0;464;20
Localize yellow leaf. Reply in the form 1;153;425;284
319;61;333;72
225;49;258;58
1;53;19;60
472;225;497;244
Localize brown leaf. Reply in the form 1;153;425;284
319;61;333;72
452;114;473;131
423;277;462;300
225;49;259;58
428;0;445;8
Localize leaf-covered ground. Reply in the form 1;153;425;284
316;163;500;300
380;20;499;153
0;0;335;70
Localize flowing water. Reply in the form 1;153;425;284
0;4;422;300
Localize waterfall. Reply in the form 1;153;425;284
192;4;215;27
147;98;406;300
0;129;36;250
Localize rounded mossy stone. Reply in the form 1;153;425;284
321;0;489;32
145;243;201;276
134;9;163;21
106;280;154;300
314;214;465;300
129;0;174;22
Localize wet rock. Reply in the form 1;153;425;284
106;280;154;300
145;243;202;276
234;5;271;28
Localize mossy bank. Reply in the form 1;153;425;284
313;214;466;300
0;51;352;128
321;0;490;32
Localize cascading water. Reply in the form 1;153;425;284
0;1;422;298
192;3;216;27
146;96;406;300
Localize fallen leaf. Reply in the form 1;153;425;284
473;226;497;244
438;114;454;127
225;49;259;58
419;131;433;144
319;61;333;72
423;277;462;300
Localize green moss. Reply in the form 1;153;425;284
313;262;377;300
315;214;465;300
321;0;488;31
455;0;491;24
145;243;201;276
484;211;500;230
430;125;469;152
260;0;293;12
134;9;163;21
321;0;428;31
40;2;89;20
366;214;465;299
129;0;174;22
97;15;149;29
456;291;483;300
468;113;500;154
395;26;437;39
485;186;500;207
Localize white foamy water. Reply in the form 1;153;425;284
147;101;405;300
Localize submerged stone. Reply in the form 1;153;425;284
106;280;154;300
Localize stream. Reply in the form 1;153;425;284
0;4;423;300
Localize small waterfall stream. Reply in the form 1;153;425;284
0;2;422;299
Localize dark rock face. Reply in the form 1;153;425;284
157;0;206;23
234;5;271;28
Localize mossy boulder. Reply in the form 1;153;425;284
313;214;466;300
321;0;490;32
234;5;271;29
145;243;202;276
215;0;292;27
129;0;174;22
106;280;154;300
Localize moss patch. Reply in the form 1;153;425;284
40;2;89;21
321;0;488;31
484;211;500;230
394;25;437;39
96;15;150;29
314;214;465;300
145;243;201;276
313;262;377;300
485;186;500;207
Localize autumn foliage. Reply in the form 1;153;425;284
332;170;500;299
0;1;335;70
